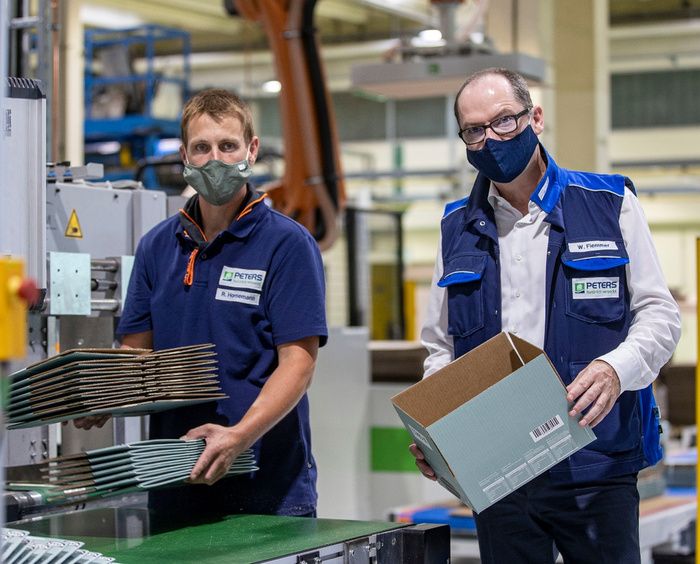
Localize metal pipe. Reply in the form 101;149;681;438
9;16;39;29
437;1;458;46
51;0;59;163
345;167;461;180
4;490;45;522
37;0;50;158
91;259;120;272
91;279;118;291
20;0;30;75
90;299;120;312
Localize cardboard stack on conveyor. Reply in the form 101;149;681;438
2;527;118;563
39;439;258;504
6;344;227;428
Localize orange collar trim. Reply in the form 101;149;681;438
178;208;208;242
236;193;268;221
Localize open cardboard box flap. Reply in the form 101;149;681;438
391;332;547;427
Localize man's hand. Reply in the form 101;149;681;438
68;415;111;430
408;443;437;481
182;424;247;486
566;360;621;427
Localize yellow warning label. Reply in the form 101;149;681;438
65;209;83;238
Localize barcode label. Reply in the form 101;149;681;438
529;414;564;442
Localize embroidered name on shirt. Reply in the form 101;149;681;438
568;240;618;253
572;277;619;300
219;266;266;291
215;288;261;305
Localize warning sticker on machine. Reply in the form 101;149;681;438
65;209;83;238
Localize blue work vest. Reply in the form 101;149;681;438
439;151;662;482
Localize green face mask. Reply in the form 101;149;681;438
183;152;253;206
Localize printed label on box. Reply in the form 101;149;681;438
530;414;564;442
482;477;511;503
527;449;556;473
549;435;577;459
505;463;534;489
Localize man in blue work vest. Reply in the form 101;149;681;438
410;68;681;563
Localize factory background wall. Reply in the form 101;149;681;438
57;0;700;364
180;1;700;364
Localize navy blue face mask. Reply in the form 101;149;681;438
466;124;539;183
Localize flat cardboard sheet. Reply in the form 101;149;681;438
35;439;258;504
7;344;227;429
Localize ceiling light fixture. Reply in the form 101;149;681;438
261;80;282;93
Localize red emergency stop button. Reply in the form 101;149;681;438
17;278;40;307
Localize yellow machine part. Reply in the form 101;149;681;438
0;258;27;361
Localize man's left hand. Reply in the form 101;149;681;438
181;424;247;485
566;360;621;427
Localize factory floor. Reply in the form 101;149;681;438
451;553;696;563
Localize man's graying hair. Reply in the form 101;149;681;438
453;68;533;123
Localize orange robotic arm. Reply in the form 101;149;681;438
229;0;345;251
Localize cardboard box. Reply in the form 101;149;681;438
391;332;596;513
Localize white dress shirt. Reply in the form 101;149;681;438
421;185;681;393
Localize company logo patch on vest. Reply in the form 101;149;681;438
218;266;266;291
572;277;619;299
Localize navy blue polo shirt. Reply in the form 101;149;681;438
117;189;327;516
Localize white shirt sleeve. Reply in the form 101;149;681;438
596;189;681;392
420;235;454;377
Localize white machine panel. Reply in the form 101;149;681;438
46;183;167;256
0;79;46;287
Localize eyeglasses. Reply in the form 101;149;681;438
458;108;531;146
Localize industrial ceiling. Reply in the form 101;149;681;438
81;0;432;54
80;0;700;56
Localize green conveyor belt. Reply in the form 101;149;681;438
10;508;405;563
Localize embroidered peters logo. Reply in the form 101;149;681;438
219;266;266;291
568;240;618;253
572;277;619;300
215;288;260;305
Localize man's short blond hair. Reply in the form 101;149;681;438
180;88;255;147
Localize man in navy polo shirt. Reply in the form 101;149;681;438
85;89;328;518
409;68;680;562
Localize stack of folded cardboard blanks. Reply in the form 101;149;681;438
40;439;258;504
2;527;118;563
7;344;227;429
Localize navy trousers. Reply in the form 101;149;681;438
473;471;640;564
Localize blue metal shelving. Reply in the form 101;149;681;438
84;24;191;187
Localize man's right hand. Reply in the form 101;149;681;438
409;443;437;481
68;415;111;430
